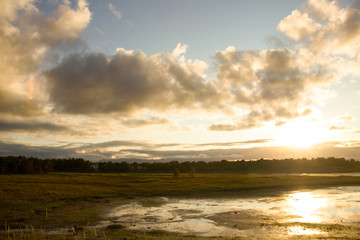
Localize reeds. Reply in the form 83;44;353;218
2;224;110;240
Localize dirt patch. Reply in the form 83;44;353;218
138;197;168;207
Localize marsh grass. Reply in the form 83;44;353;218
6;225;359;240
1;173;360;239
1;225;109;240
1;225;238;240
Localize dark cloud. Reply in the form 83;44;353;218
0;119;71;133
76;140;153;150
0;89;40;117
0;141;74;160
115;142;360;161
193;138;274;147
45;47;220;115
74;139;274;153
2;139;360;161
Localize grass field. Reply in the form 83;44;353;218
1;173;360;239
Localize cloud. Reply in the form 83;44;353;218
123;117;171;128
108;3;122;19
193;139;274;147
208;0;360;131
34;0;360;132
277;10;321;41
337;114;354;122
72;139;274;154
208;123;238;131
0;119;71;133
329;125;348;131
67;140;184;157
108;142;360;161
2;139;360;161
94;27;105;36
2;0;359;144
33;0;91;45
45;44;221;115
0;141;65;159
302;0;340;22
125;20;133;26
74;140;152;150
278;0;360;58
210;45;326;130
46;40;334;130
0;0;91;117
0;89;40;117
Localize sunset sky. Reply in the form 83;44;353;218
1;0;360;161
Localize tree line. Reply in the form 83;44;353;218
1;156;360;174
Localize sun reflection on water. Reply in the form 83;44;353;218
288;226;323;235
287;192;328;223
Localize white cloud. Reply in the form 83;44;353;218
278;10;321;41
108;3;122;19
278;0;360;59
303;0;342;22
209;46;333;130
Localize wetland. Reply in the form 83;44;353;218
102;186;360;239
1;173;360;239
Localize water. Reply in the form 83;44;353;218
104;186;360;238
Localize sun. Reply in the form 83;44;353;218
275;120;327;148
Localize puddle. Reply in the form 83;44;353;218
103;186;360;238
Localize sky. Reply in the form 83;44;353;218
1;0;360;161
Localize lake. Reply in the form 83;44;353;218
102;185;360;239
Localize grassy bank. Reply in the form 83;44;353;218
1;173;360;239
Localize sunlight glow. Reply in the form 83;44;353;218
288;226;323;235
287;192;328;223
275;120;327;147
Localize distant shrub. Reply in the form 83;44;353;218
173;168;180;178
189;167;196;177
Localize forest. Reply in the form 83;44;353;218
1;156;360;174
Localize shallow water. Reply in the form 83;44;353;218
104;186;360;238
